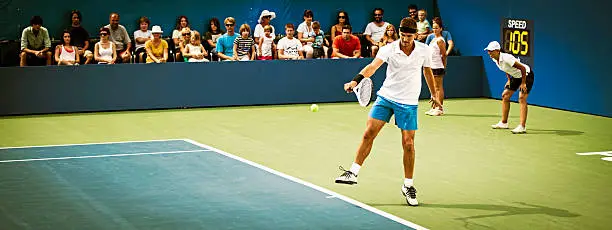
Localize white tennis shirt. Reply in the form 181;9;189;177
375;40;432;105
493;52;531;79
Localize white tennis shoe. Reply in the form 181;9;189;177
511;125;527;134
335;166;358;185
401;185;419;206
491;121;509;129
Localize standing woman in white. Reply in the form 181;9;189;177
425;17;447;116
485;41;534;134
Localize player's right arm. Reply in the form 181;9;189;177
344;58;384;92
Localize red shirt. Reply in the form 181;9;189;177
333;35;361;57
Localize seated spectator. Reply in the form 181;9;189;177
94;27;117;64
204;18;224;61
104;13;131;63
254;10;276;48
378;24;398;47
19;16;52;66
55;30;80;65
426;17;455;56
416;9;432;42
332;24;361;59
233;24;256;61
133;16;151;63
311;21;329;59
145;26;168;63
67;10;93;64
297;10;315;58
172;16;191;48
331;11;350;40
184;31;209;62
178;28;192;62
364;8;389;57
258;25;275;60
277;23;304;60
216;17;239;61
408;4;418;20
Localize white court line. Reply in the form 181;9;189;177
602;157;612;162
0;139;187;150
0;150;211;163
576;151;612;157
182;139;427;230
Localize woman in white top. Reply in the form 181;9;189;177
485;41;535;134
425;18;447;116
297;10;315;58
184;31;209;62
94;27;117;64
55;30;80;65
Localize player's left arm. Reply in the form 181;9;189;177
344;58;384;92
512;62;528;92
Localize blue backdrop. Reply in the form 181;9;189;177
438;0;612;117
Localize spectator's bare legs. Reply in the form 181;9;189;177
400;130;416;179
518;92;529;127
304;45;314;59
120;51;130;63
354;118;386;165
371;45;379;57
19;51;27;67
84;52;93;64
501;89;514;123
45;51;52;65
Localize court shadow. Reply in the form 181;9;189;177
369;202;580;220
527;129;584;136
442;114;516;118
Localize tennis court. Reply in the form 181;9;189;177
1;98;611;229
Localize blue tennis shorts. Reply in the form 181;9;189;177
369;96;418;131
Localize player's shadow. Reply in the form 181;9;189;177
442;114;516;118
527;129;584;136
369;202;580;220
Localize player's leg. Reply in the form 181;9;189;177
492;83;516;129
512;72;533;134
336;97;392;185
395;104;419;206
431;73;445;115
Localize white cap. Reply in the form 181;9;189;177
151;25;163;34
258;10;276;23
484;41;501;51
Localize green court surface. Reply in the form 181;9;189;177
1;98;611;229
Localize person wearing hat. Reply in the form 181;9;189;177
485;41;534;134
145;25;168;63
254;10;276;46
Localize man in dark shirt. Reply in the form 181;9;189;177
67;10;93;64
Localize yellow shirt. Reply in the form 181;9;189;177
145;39;168;63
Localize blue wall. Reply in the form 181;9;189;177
0;0;431;40
0;57;483;115
437;0;612;117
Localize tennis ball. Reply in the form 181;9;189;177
310;104;319;112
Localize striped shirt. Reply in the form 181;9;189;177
234;37;254;59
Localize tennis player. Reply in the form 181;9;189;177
484;41;534;134
335;17;440;206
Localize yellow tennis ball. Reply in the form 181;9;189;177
310;104;319;112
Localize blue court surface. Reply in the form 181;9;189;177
0;139;424;229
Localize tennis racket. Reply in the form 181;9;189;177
353;77;373;107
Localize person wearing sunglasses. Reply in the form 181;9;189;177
408;4;418;20
94;27;117;64
254;10;276;58
216;17;239;61
364;8;389;57
331;11;350;40
178;28;193;61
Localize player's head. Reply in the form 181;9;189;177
398;17;417;46
484;41;501;59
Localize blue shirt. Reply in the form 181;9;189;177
216;33;239;57
425;31;453;45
